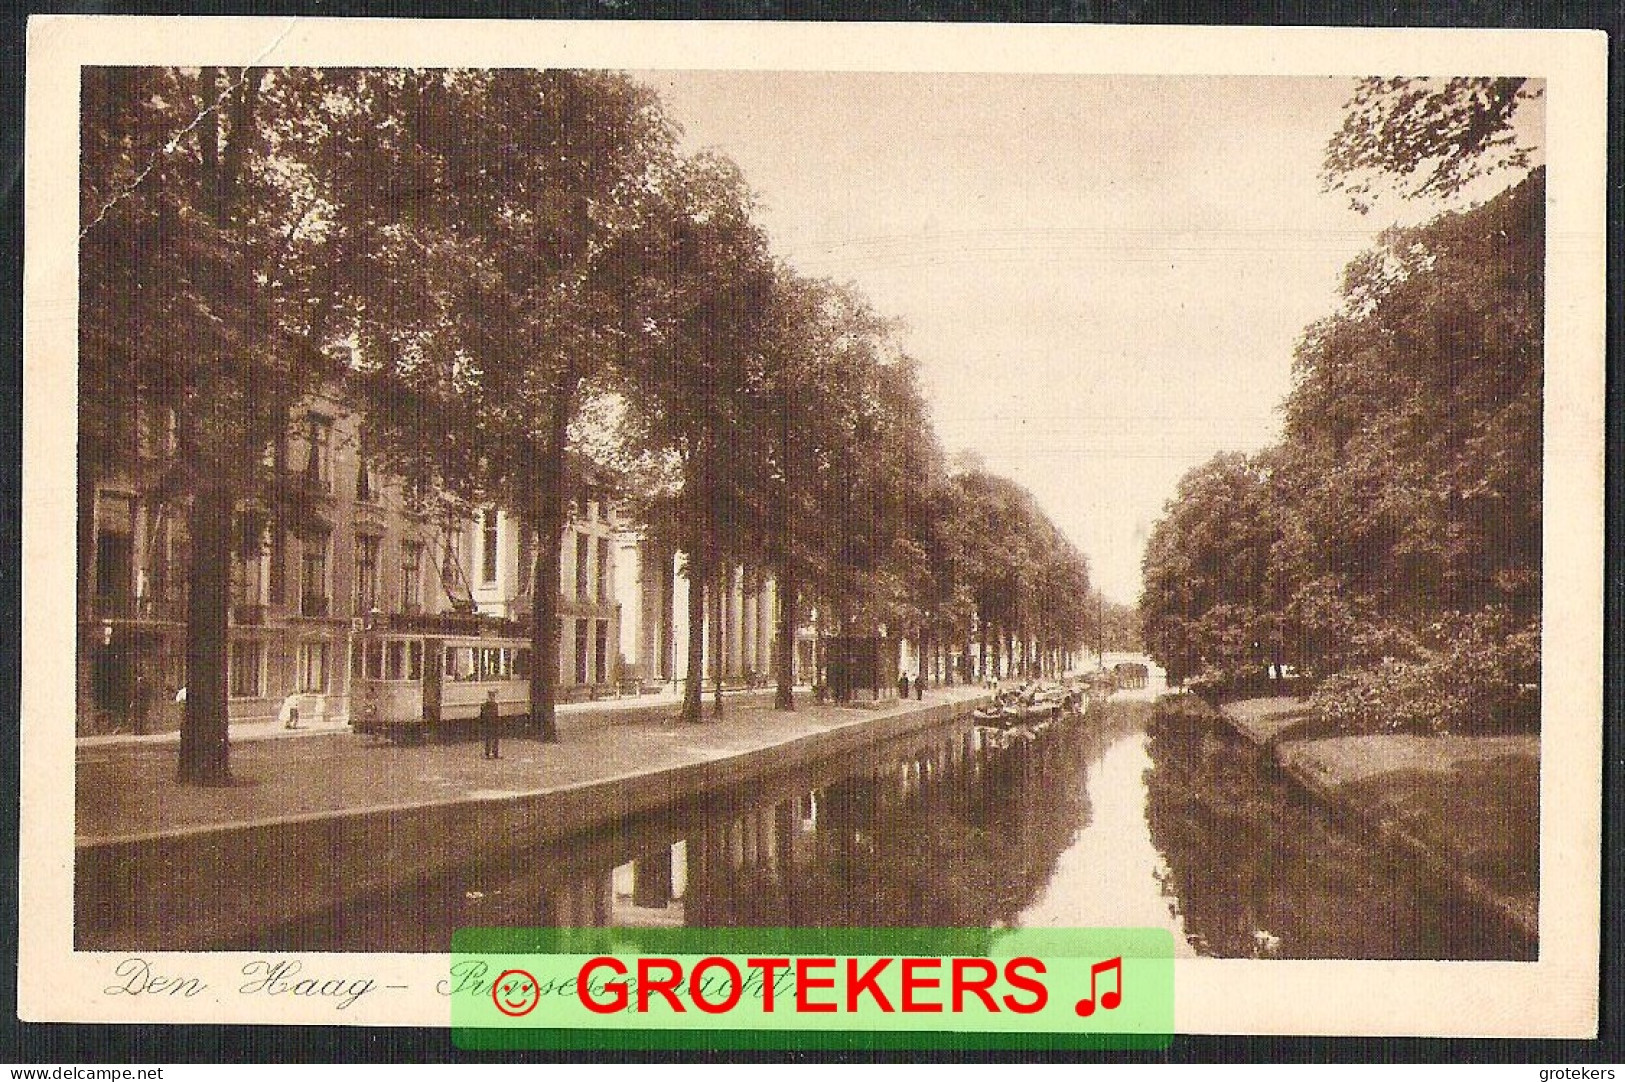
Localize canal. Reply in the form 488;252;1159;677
238;692;1532;959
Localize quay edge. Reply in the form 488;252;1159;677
76;694;989;952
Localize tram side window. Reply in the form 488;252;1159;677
408;640;423;681
366;640;385;680
387;640;406;681
478;647;506;682
447;646;476;681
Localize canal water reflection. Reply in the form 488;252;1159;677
242;696;1530;959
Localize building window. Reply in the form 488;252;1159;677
229;640;265;698
232;515;266;608
481;509;499;586
300;531;330;617
302;414;333;492
297;641;329;693
94;493;136;610
594;619;608;684
399;540;423;614
575;532;589;600
574;619;589;685
442;536;460;593
355;533;381;617
596;537;611;603
268;518;285;606
356;440;379;503
139;403;176;460
141;505;174;607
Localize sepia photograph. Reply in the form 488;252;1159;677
20;17;1606;1039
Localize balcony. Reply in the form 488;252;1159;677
232;603;267;626
93;595;185;622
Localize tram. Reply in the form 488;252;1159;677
350;616;532;743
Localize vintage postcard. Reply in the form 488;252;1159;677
21;17;1606;1040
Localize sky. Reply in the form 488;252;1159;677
637;72;1532;605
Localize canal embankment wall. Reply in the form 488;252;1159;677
76;692;990;951
1215;696;1539;944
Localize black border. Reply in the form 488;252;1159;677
2;0;1619;1065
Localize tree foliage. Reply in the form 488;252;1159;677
611;151;776;722
82;65;1106;764
945;468;1093;680
1323;76;1541;212
343;69;676;740
1140;452;1283;687
1143;162;1543;731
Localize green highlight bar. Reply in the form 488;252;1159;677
451;927;1173;1052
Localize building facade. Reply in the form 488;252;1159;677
612;543;815;692
78;393;460;735
79;390;842;736
453;479;623;697
77;397;636;734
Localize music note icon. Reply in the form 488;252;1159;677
1074;956;1123;1017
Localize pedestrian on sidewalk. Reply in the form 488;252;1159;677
481;690;501;759
897;672;910;699
278;692;302;730
915;672;924;700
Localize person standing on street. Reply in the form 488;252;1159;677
279;691;302;730
481;690;501;760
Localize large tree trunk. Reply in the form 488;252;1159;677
528;394;573;743
680;553;706;724
528;509;561;743
178;485;232;785
915;627;928;690
774;558;796;711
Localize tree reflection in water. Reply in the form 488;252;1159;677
236;717;1100;952
687;719;1096;929
1141;698;1533;960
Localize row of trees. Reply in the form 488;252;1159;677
80;67;1098;784
1139;78;1542;733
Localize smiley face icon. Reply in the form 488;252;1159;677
492;969;540;1017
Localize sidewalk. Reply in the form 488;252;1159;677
74;683;773;750
77;685;988;844
1219;697;1539;940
